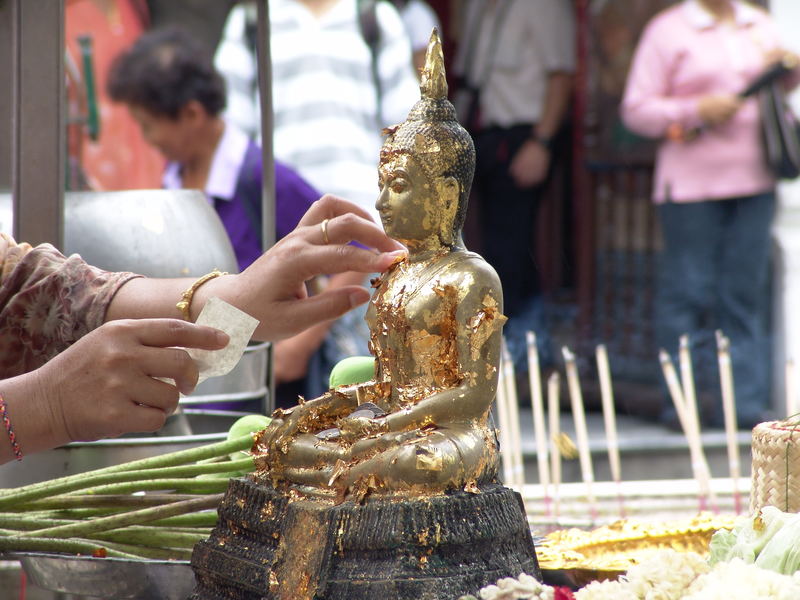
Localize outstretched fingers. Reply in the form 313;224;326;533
130;319;229;350
272;285;371;338
299;196;404;254
284;242;405;284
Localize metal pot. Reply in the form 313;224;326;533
63;189;239;277
0;189;239;276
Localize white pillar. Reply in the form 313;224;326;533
770;0;800;417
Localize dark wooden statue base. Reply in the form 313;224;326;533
189;477;539;600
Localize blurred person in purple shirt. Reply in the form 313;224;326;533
622;0;800;428
107;27;319;272
107;27;368;405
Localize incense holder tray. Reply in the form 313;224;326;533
536;513;736;586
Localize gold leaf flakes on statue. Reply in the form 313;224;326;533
389;253;407;270
350;473;382;504
415;445;443;471
269;570;279;593
468;294;507;360
327;459;349;487
463;480;480;494
414;132;441;155
464;371;478;386
260;502;275;520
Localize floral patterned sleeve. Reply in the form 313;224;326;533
0;233;142;377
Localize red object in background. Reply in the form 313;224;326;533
66;0;164;191
91;546;108;558
554;586;577;600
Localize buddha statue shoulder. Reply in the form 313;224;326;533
252;29;507;502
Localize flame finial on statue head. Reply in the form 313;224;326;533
420;28;448;100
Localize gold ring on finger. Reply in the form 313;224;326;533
320;218;330;245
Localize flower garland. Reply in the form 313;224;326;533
457;573;574;600
460;549;800;600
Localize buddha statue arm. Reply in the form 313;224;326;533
258;387;359;450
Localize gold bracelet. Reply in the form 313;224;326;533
176;268;228;321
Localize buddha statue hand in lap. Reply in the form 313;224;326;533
252;29;507;502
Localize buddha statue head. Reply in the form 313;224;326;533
378;29;475;249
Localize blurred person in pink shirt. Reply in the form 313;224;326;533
621;0;800;429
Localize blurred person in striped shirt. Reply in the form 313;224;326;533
214;0;419;222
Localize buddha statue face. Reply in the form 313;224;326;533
376;151;459;249
376;28;475;252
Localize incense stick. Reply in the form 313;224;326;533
527;331;551;515
548;371;562;521
562;346;597;521
786;358;798;418
716;330;741;515
678;335;717;513
659;349;714;513
501;338;525;491
596;344;624;518
495;342;515;489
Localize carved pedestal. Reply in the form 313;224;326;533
190;477;540;600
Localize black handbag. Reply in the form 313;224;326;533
760;81;800;180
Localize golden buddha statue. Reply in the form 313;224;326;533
253;30;506;501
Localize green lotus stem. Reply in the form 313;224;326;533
148;512;218;528
81;478;229;497
0;536;140;559
95;540;193;561
0;434;253;498
153;526;213;534
11;494;204;511
0;458;249;509
15;494;223;539
0;513;215;538
0;515;74;531
16;508;126;520
91;527;208;549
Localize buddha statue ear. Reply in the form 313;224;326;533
438;176;459;246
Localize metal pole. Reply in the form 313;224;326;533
0;2;12;191
256;0;276;414
11;0;65;248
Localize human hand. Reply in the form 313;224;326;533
509;139;551;188
697;94;741;127
202;195;406;341
764;48;800;69
32;319;228;443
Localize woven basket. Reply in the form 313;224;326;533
750;420;800;514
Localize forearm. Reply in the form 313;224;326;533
621;94;703;138
274;271;368;383
106;273;252;327
104;276;195;323
0;372;70;464
273;323;330;384
534;71;573;140
385;385;493;431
